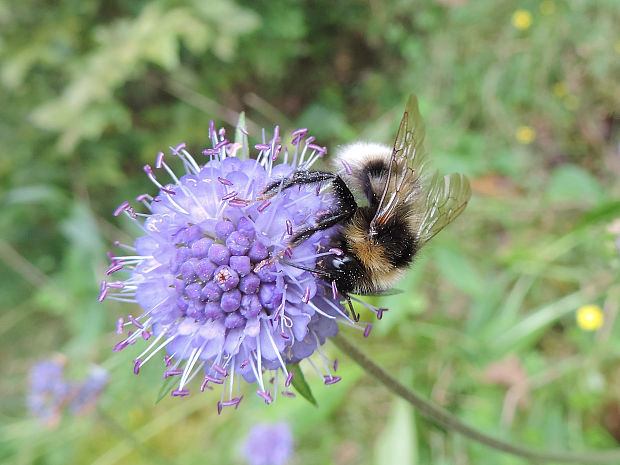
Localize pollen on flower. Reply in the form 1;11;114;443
101;119;378;410
576;305;604;331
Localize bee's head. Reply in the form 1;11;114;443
324;253;364;295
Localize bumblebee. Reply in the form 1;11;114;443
263;95;471;316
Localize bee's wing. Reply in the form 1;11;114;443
416;171;471;248
370;94;471;243
370;94;429;233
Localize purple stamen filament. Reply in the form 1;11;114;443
116;317;124;334
341;160;352;175
256;390;273;404
113;201;130;217
156;152;164;168
324;376;342;385
171;389;190;397
222;190;238;201
229;199;248;207
257;200;271;212
213;365;228;377
217;176;233;186
128;314;143;329
204;374;224;384
172;142;186;154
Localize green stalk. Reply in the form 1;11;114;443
332;333;620;464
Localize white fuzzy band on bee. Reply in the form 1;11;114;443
333;142;392;196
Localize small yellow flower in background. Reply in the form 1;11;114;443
540;0;555;15
553;82;567;98
516;126;536;144
576;305;604;331
615;40;620;54
512;10;533;30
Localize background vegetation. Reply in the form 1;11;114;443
1;0;619;464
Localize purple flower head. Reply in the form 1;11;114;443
242;422;294;465
27;359;71;427
102;122;357;409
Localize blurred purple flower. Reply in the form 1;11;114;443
28;359;108;426
27;359;70;427
69;366;109;415
102;122;353;410
242;422;294;465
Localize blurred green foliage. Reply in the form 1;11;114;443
1;0;619;464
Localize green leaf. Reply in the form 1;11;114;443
546;164;607;206
575;200;620;229
286;363;317;406
374;398;417;465
155;375;179;404
433;246;485;297
235;111;247;146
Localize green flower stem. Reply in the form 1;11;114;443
332;333;620;464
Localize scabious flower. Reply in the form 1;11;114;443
242;422;294;465
28;359;109;426
68;366;109;415
27;359;71;427
101;121;360;411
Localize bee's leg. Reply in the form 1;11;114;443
289;175;358;244
344;294;360;322
279;258;360;322
262;170;337;197
290;210;353;245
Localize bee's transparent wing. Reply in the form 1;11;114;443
416;171;471;247
370;94;430;232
